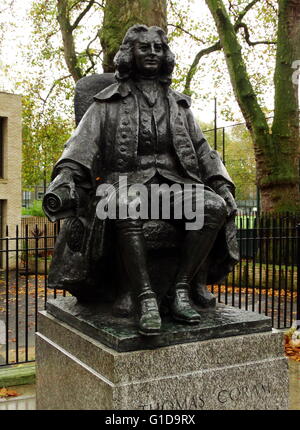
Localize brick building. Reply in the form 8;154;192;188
0;92;22;267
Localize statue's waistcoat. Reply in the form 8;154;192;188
96;81;201;182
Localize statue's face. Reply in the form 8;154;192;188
133;31;164;76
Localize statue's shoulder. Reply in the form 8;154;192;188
169;88;192;109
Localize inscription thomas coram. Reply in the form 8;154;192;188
138;382;272;410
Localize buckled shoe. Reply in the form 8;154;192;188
170;285;201;324
138;292;161;336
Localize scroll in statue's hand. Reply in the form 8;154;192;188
43;168;77;217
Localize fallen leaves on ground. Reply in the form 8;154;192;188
210;285;298;299
284;335;300;362
0;388;19;398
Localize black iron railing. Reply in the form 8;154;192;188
0;213;300;366
0;222;64;366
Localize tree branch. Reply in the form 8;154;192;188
265;0;277;15
0;0;15;14
167;23;205;43
68;0;83;11
69;0;104;10
183;41;221;95
183;0;274;94
57;0;83;82
169;0;185;27
235;0;260;26
236;22;276;46
40;74;72;107
70;0;95;31
83;32;100;74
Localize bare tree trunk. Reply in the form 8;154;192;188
100;0;167;72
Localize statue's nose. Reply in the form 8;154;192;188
150;44;156;54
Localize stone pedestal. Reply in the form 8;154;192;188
36;297;289;410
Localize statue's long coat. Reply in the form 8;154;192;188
45;80;239;299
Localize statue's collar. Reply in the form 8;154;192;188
93;82;131;101
94;81;191;108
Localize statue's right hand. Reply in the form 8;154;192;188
43;167;79;218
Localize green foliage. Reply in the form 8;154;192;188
225;126;256;201
199;120;256;201
22;200;44;217
22;90;73;190
29;0;103;78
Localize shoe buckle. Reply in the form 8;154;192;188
176;289;190;304
141;298;158;314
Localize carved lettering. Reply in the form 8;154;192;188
138;382;272;410
229;387;241;402
140;394;205;410
217;390;228;404
216;382;272;404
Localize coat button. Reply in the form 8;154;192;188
121;133;127;138
117;160;125;168
122;120;129;126
210;151;217;159
120;146;126;153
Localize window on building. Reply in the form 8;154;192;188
0;117;7;179
37;191;45;200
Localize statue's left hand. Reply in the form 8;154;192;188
217;186;238;217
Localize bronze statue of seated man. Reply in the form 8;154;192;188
43;25;239;336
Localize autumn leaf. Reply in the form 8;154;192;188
284;335;300;362
0;388;19;398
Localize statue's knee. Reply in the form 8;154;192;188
215;195;227;219
204;194;227;225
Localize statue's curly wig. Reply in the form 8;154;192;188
113;25;175;85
